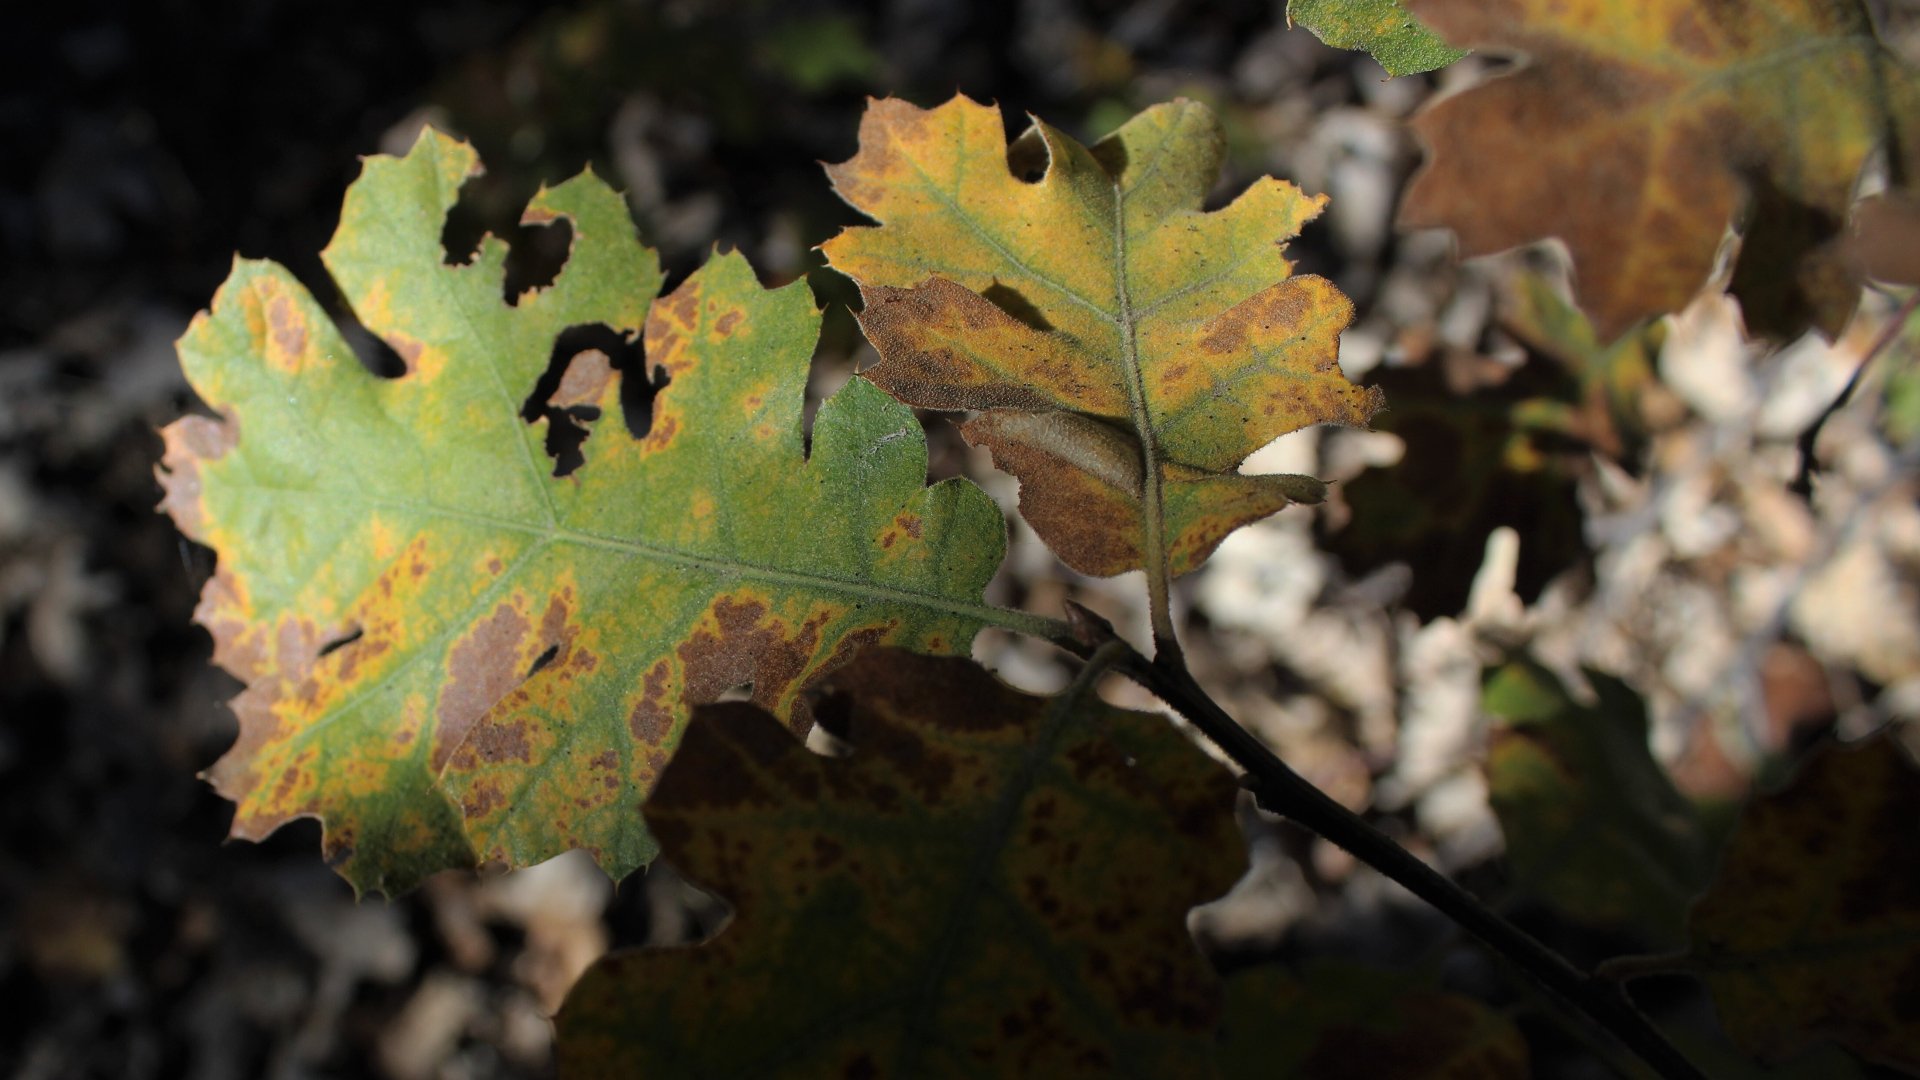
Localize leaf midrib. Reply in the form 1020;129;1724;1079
217;476;1052;635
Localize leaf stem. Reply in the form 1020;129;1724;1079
987;606;1081;645
1078;629;1706;1080
1791;288;1919;499
1068;637;1135;698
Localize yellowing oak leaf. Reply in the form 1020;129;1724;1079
822;96;1382;581
159;130;1023;895
1400;0;1920;342
558;647;1244;1077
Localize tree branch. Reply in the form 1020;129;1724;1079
1062;604;1707;1080
1791;289;1919;499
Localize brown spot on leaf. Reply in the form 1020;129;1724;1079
634;596;834;741
466;719;534;765
267;293;308;368
461;779;507;821
331;634;389;684
629;660;677;747
960;411;1143;577
156;413;239;539
642;412;679;452
659;282;701;334
193;568;263;679
434;602;533;771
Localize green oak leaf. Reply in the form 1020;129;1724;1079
1483;659;1709;945
159;129;1023;895
1288;0;1468;77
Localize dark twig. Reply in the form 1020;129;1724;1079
1790;290;1920;499
1060;605;1706;1080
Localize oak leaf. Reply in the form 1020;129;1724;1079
558;647;1244;1077
1400;0;1920;342
1482;659;1708;945
1287;0;1467;78
1497;270;1672;469
159;130;1016;895
1685;734;1920;1071
823;96;1382;579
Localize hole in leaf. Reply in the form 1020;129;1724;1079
503;218;573;305
317;627;364;658
437;172;574;304
522;323;669;477
1006;127;1049;183
440;188;490;267
524;644;559;680
545;400;601;478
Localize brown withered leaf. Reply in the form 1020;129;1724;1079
1401;0;1920;342
823;96;1381;580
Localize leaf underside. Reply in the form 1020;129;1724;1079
822;95;1381;579
558;647;1244;1078
1287;0;1468;77
1401;0;1920;342
159;130;1010;895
